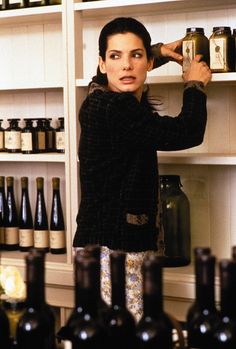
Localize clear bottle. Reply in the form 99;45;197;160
21;119;35;154
19;177;34;252
5;119;21;153
213;259;236;348
34;177;49;253
187;254;220;348
136;255;173;349
5;176;19;251
49;177;66;254
182;27;210;72
34;118;46;153
0;176;7;250
209;26;235;72
104;251;136;348
55;117;65;153
0;119;5;152
159;175;191;267
16;249;56;349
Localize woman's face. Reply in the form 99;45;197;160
99;32;153;101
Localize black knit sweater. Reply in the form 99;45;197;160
73;86;207;252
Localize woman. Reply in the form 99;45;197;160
73;17;211;321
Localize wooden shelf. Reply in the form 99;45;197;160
0;81;64;91
0;153;65;162
0;5;62;24
158;152;236;165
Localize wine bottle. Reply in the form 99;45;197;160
5;176;19;251
0;304;11;349
104;251;136;348
66;254;109;347
0;176;7;250
212;259;236;348
55;117;65;153
19;177;34;252
136;255;173;349
21;119;35;154
49;177;66;254
187;254;219;348
34;177;49;253
16;249;56;349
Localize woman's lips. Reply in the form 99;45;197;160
120;76;136;83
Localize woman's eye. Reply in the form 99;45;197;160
109;53;120;59
133;52;142;58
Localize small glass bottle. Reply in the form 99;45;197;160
209;26;235;72
56;117;65;153
43;118;56;153
21;119;35;154
5;119;21;153
182;27;209;72
0;119;5;152
34;118;46;153
159;175;191;267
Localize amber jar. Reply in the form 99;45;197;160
182;27;209;72
209;26;235;72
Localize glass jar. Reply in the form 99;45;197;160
5;119;21;153
158;175;191;267
182;27;209;73
56;117;65;153
21;119;35;154
209;26;235;72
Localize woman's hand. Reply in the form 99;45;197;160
159;39;183;65
183;54;212;86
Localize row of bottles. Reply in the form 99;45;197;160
0;175;66;254
0;118;65;154
0;0;61;10
182;26;236;73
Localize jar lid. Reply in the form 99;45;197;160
213;26;231;33
186;27;205;34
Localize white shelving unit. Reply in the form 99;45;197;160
1;0;236;323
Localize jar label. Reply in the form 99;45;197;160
5;131;21;150
183;40;195;72
210;38;226;70
37;132;46;150
5;227;19;245
34;230;49;248
0;226;4;244
56;131;65;150
19;229;34;247
21;133;33;151
0;131;4;149
50;230;66;248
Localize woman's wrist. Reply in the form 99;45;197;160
151;43;170;69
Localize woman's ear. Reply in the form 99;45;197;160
147;57;154;71
99;56;106;74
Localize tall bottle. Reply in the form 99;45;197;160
19;177;34;252
104;251;136;348
0;176;7;250
136;255;173;349
16;249;56;349
0;304;11;349
187;254;219;348
5;176;19;251
213;259;236;348
34;177;49;253
49;177;66;254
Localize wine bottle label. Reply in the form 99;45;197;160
37;132;46;150
5;131;21;150
63;341;72;349
0;131;4;149
5;227;19;245
19;229;34;247
182;40;195;72
21;133;33;151
210;38;226;70
56;131;65;150
0;226;5;244
49;230;66;249
34;230;49;248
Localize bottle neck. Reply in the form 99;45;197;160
110;253;126;308
195;256;216;309
26;254;46;308
219;260;236;319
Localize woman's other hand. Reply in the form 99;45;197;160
159;39;183;65
183;54;212;86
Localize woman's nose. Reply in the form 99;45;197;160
122;57;133;70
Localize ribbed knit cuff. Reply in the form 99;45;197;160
151;43;170;69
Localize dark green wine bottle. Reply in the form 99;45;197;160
5;176;19;251
0;176;7;250
19;177;34;252
34;177;49;253
49;177;66;254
